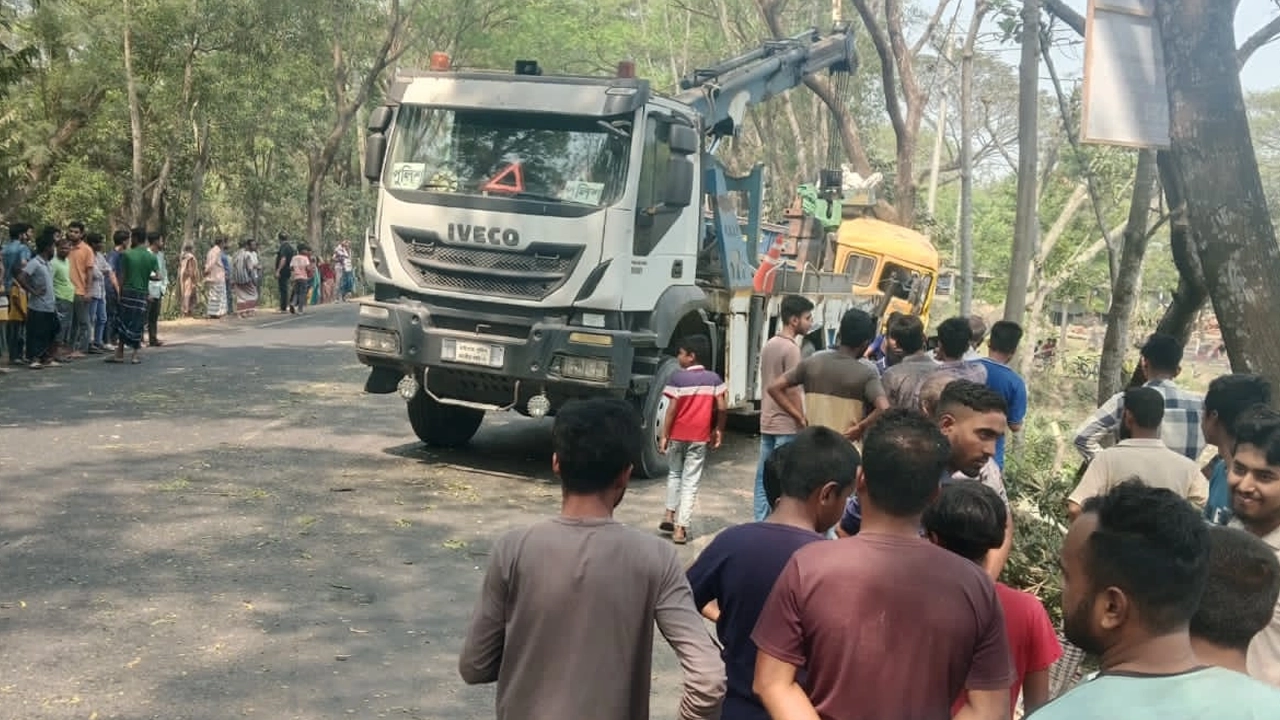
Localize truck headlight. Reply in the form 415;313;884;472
359;304;391;320
357;327;401;354
551;355;612;382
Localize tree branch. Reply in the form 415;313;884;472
850;0;908;149
911;0;956;58
1043;0;1085;36
1238;14;1280;67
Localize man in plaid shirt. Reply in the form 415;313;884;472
1073;333;1205;462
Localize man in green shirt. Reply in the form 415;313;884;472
50;232;74;359
110;228;158;364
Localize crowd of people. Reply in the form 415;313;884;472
457;299;1280;720
0;223;359;370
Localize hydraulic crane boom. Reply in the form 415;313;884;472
674;26;857;139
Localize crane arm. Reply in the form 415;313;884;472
673;26;857;139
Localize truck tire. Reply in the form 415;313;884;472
638;356;680;479
407;389;485;448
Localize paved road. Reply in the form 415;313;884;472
0;303;759;720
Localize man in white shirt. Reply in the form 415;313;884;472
1067;386;1208;520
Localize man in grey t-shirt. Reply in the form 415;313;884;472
16;233;60;367
754;295;814;520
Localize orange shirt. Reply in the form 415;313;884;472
68;242;95;296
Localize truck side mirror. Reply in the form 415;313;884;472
364;134;388;184
663;156;694;208
669;125;699;155
368;105;393;133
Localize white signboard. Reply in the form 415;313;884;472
1080;0;1170;149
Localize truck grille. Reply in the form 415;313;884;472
392;226;583;301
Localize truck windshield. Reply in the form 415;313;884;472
385;105;631;207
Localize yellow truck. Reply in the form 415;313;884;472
832;216;940;328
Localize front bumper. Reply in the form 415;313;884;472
354;299;634;409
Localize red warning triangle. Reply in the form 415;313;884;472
481;162;525;194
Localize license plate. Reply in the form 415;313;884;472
453;340;492;366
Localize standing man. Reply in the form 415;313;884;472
110;229;158;365
754;295;814;521
753;409;1014;720
880;314;937;409
66;221;94;356
658;335;728;544
1066;387;1208;520
963;314;987;361
915;316;988;417
86;233;115;353
1074;333;1204;462
2;222;33;365
335;238;355;301
1201;374;1272;521
178;243;200;317
105;230;128;347
50;231;74;360
459;398;725;720
766;308;889;441
1033;481;1280;718
1226;407;1280;686
146;231;168;347
16;233;60;368
1190;526;1280;676
274;231;295;313
977;320;1028;470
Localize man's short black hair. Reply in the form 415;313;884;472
861;408;951;517
147;230;163;244
1140;333;1184;373
130;226;146;244
112;229;129;247
936;380;1008;418
838;308;876;350
1233;406;1280;466
1122;387;1165;430
35;233;56;254
988;320;1023;355
678;335;711;365
67;220;85;232
86;232;104;248
888;314;926;355
763;442;793;509
1079;480;1210;634
778;426;860;501
9;222;30;239
780;295;815;324
1191;525;1280;651
936;317;973;359
552;398;643;494
922;481;1008;563
1206;374;1273;439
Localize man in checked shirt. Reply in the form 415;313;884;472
1073;333;1206;463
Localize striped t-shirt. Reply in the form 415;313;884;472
664;364;727;443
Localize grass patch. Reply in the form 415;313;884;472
158;478;191;492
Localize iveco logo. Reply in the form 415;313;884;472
447;223;520;247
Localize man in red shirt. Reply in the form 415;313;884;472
658;335;727;544
923;481;1063;716
753;408;1014;720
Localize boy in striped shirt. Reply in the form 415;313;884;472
659;335;727;544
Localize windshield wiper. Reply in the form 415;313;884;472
495;190;566;203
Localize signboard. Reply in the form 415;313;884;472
1080;0;1170;148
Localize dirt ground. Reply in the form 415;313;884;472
0;304;759;719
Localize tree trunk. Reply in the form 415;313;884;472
0;88;106;215
1004;0;1041;323
958;3;987;315
182;116;212;246
1154;0;1280;392
123;0;145;227
1096;150;1157;403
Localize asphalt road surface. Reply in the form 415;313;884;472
0;303;760;720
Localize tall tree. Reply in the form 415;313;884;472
1004;0;1041;323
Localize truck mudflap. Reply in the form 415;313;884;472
354;299;636;413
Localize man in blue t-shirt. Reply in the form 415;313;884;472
686;427;858;720
1201;373;1273;522
976;320;1028;470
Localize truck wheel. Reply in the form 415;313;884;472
406;389;485;448
638;356;680;479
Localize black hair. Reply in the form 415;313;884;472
35;233;56;254
936;317;973;359
678;335;711;365
922;481;1008;563
838;308;876;350
763;442;793;509
278;231;289;242
1140;333;1184;373
1079;480;1210;634
1233;406;1280;466
38;225;60;245
1205;374;1273;439
1122;387;1165;430
861;408;951;517
552;398;643;494
888;314;926;355
988;320;1023;355
780;295;815;324
86;232;104;247
130;226;146;245
778;426;860;501
147;230;163;244
67;220;85;232
214;236;226;247
9;222;30;239
937;380;1008;417
1191;525;1280;651
112;229;130;247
